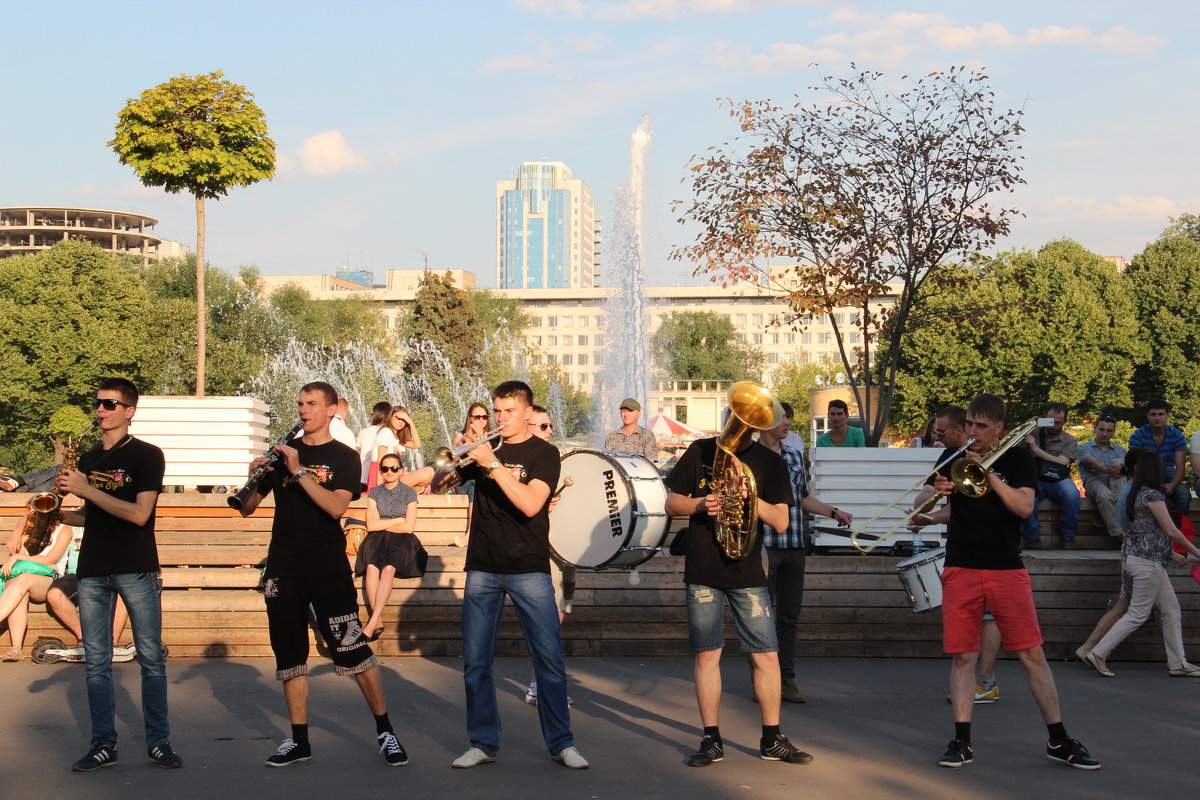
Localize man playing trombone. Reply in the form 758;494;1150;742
930;394;1099;771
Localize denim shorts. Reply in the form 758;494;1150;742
686;583;778;654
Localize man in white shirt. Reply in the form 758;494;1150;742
329;395;358;452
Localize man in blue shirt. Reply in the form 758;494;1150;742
1128;398;1191;513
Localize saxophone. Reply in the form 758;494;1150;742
709;381;784;560
19;421;96;555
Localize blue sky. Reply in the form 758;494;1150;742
3;0;1197;287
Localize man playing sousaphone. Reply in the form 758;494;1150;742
664;382;813;768
929;393;1100;770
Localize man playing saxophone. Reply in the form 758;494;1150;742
664;384;812;768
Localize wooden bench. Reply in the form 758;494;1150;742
3;494;1197;661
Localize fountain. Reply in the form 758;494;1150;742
597;114;653;433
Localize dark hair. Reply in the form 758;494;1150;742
98;377;139;407
1124;446;1149;471
460;402;489;435
916;416;937;446
300;382;337;405
530;404;548;415
967;393;1006;424
1127;451;1166;524
379;452;403;472
828;399;849;413
1096;413;1117;426
1148;397;1171;413
780;401;794;418
369;402;392;426
1045;402;1068;418
936;405;967;429
493;380;534;407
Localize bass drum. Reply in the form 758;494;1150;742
549;450;668;569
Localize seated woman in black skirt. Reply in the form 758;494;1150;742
358;453;421;641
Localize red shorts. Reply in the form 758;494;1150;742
941;566;1043;654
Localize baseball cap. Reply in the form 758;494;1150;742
619;398;641;412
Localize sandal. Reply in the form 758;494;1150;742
1168;664;1200;677
1;648;21;662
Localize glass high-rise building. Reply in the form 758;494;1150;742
496;161;601;289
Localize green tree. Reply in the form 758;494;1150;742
1159;213;1200;244
401;271;482;372
110;70;275;395
769;355;843;438
674;66;1024;443
268;283;389;352
1127;235;1200;421
471;289;533;335
892;240;1144;432
650;311;765;380
0;241;156;470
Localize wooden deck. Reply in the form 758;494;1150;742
3;494;1197;661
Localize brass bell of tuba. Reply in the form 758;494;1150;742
710;381;784;560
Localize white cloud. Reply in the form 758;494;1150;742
566;33;613;53
295;130;367;177
1039;194;1182;224
728;11;1166;71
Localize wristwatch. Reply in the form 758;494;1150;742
488;460;501;474
293;468;306;480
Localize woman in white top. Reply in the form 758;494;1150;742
358;401;392;489
0;523;72;661
367;406;423;490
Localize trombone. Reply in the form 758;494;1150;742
949;417;1045;497
848;439;974;555
432;428;504;472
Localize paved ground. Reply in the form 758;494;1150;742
4;654;1196;799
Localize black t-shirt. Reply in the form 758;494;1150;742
460;436;560;575
665;437;794;589
76;437;165;578
259;439;361;578
932;446;1037;570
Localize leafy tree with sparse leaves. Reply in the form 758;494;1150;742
674;66;1025;443
110;70;275;395
1159;213;1200;245
401;271;482;372
650;310;765;380
769;355;843;439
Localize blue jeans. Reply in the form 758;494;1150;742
1167;481;1191;514
78;573;169;749
1025;477;1080;540
686;584;778;653
462;570;572;756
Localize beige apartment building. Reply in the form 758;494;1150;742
0;206;188;263
256;269;896;391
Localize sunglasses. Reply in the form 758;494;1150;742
379;465;402;473
1097;414;1117;424
94;398;131;410
470;414;489;420
532;423;553;431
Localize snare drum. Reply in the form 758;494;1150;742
895;546;946;614
549;450;668;569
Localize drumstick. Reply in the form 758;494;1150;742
552;476;575;499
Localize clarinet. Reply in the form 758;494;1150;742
227;422;305;510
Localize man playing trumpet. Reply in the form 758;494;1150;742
930;394;1099;771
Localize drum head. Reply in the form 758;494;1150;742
550;451;633;568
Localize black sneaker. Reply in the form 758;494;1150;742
760;734;814;764
686;736;724;767
938;739;973;768
265;738;311;767
378;732;408;766
1046;738;1101;770
148;741;182;768
73;743;118;772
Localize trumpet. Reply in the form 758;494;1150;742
848;439;974;555
950;417;1046;497
432;429;504;472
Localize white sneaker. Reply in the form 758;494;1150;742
112;644;137;662
553;746;589;770
524;688;538;706
452;747;496;769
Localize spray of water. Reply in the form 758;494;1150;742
598;114;653;433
